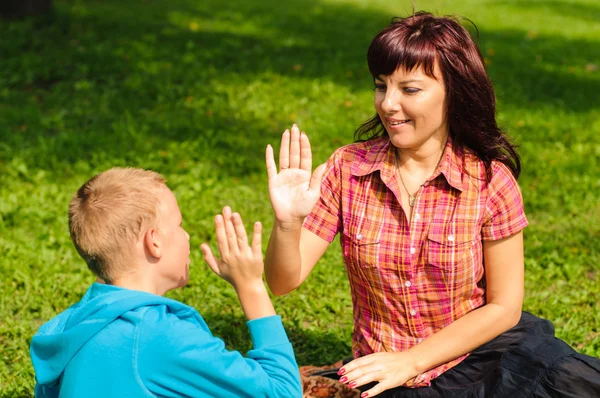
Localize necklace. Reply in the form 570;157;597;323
395;148;445;207
397;167;420;207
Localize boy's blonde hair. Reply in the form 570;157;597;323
68;167;167;282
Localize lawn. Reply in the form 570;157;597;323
1;0;599;395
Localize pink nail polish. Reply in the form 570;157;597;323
348;381;357;388
337;368;346;376
339;376;347;383
361;393;369;398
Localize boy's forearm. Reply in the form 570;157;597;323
235;282;276;321
264;220;303;295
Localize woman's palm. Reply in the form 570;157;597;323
266;126;326;223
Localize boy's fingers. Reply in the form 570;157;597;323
214;214;229;256
222;207;239;254
231;212;248;251
251;221;263;257
266;144;277;180
279;129;290;170
299;132;312;173
289;124;301;169
201;244;220;276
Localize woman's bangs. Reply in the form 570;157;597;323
368;32;437;78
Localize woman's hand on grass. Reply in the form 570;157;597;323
338;351;420;397
265;124;326;225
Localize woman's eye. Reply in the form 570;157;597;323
373;84;386;92
403;87;421;94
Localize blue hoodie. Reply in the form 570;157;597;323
30;283;302;397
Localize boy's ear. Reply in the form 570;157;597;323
144;227;162;259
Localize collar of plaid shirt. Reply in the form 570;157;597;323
349;135;464;191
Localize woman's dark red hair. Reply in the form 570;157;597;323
355;11;521;180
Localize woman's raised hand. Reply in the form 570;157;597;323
265;124;326;224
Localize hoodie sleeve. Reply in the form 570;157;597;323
137;308;302;398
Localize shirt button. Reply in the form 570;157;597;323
414;213;421;221
417;338;423;343
409;309;417;316
404;280;412;288
409;247;416;254
356;233;363;241
447;235;455;242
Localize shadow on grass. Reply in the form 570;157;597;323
0;0;597;178
202;311;352;366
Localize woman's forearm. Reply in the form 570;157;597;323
408;302;521;374
264;220;304;295
265;223;330;296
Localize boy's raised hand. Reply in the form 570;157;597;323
265;124;327;224
201;207;264;290
201;207;276;320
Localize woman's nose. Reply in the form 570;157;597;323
380;90;401;114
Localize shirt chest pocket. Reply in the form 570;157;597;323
342;227;381;268
426;221;479;270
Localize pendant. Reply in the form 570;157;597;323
409;195;415;207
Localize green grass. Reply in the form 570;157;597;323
1;0;599;395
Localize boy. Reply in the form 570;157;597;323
30;167;302;397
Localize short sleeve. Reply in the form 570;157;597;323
482;162;529;240
303;150;343;243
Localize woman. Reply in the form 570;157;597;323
265;12;600;398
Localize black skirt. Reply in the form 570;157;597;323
376;312;600;398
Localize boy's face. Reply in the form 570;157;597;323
155;187;191;290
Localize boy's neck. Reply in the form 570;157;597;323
111;272;166;296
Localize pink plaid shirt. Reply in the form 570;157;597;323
304;136;528;387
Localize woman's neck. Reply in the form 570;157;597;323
395;136;447;178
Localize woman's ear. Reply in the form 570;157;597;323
144;227;162;259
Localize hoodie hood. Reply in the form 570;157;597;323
30;283;196;387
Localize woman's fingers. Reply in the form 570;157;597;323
289;124;301;169
265;144;277;181
339;356;373;379
339;356;380;388
339;352;412;397
346;367;382;389
299;131;312;173
269;125;313;176
279;129;290;170
310;163;327;192
360;381;390;398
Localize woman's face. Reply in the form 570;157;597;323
374;63;449;151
